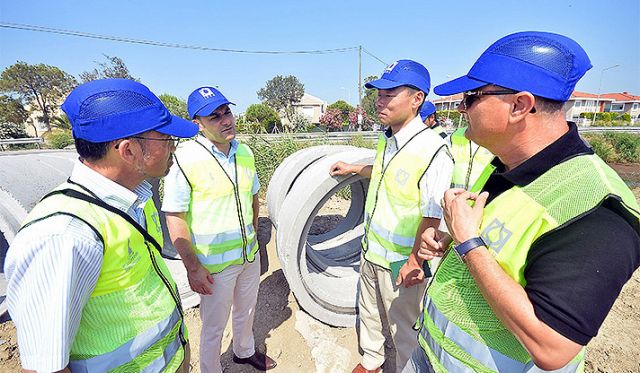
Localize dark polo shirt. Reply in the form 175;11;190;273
480;122;640;345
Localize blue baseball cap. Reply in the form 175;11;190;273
434;31;592;102
62;78;198;143
365;59;431;94
187;86;235;119
420;101;437;121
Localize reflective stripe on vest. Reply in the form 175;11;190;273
197;239;257;266
363;129;447;269
70;307;182;372
421;154;638;372
192;224;255;247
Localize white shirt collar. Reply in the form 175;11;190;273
385;115;425;149
196;134;238;159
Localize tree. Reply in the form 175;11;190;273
0;61;77;132
327;100;354;129
257;75;304;122
80;55;138;82
159;94;189;120
362;75;379;123
348;107;376;131
0;95;29;139
245;103;281;133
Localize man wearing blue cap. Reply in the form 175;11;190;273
330;60;453;373
419;101;446;138
4;78;198;372
406;31;640;372
162;86;275;373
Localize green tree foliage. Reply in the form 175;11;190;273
159;94;189;120
0;95;29;126
257;75;304;122
362;75;379;123
245;103;281;133
46;130;74;149
80;55;138;82
51;113;71;130
0;61;77;132
327;100;355;113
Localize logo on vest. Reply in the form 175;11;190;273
123;239;141;271
199;88;215;99
151;211;162;234
394;169;410;186
480;218;512;254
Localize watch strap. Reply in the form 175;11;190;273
454;237;486;258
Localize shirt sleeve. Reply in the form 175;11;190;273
4;215;103;372
524;205;640;345
161;161;192;213
252;172;260;195
419;148;454;218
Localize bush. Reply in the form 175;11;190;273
46;130;74;149
584;132;640;163
245;104;281;133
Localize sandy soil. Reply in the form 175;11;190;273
1;184;639;372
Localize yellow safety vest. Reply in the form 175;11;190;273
174;139;258;273
449;127;494;190
21;182;187;372
418;154;640;372
363;128;448;269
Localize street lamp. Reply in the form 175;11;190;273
592;64;620;127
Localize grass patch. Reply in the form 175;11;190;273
583;132;640;163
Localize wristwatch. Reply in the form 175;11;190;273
453;237;486;260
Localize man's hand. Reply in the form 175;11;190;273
395;255;425;287
186;263;214;295
329;161;354;176
418;227;451;261
442;188;489;244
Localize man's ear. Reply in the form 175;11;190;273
413;90;425;111
114;138;141;164
192;118;205;132
510;92;536;123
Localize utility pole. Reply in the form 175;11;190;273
358;45;362;107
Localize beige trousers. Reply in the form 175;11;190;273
358;257;427;372
199;255;261;373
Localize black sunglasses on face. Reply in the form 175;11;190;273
462;90;537;113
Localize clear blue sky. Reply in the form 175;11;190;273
1;0;639;113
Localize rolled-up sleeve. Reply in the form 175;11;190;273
419;149;454;218
161;162;192;213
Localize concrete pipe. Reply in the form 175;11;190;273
274;147;374;327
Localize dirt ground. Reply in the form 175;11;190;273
0;184;639;372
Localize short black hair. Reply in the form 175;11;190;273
75;138;112;161
534;96;565;113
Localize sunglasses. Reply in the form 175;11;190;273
461;89;537;113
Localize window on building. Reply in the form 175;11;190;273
302;106;314;118
610;103;624;111
574;100;582;108
632;103;639;110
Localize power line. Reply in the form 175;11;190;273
0;22;359;55
362;48;387;66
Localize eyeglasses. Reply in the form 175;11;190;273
130;136;179;147
115;136;179;149
461;90;518;110
461;89;537;113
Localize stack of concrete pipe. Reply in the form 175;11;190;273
267;145;375;327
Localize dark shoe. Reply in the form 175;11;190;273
233;351;277;371
351;363;381;373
